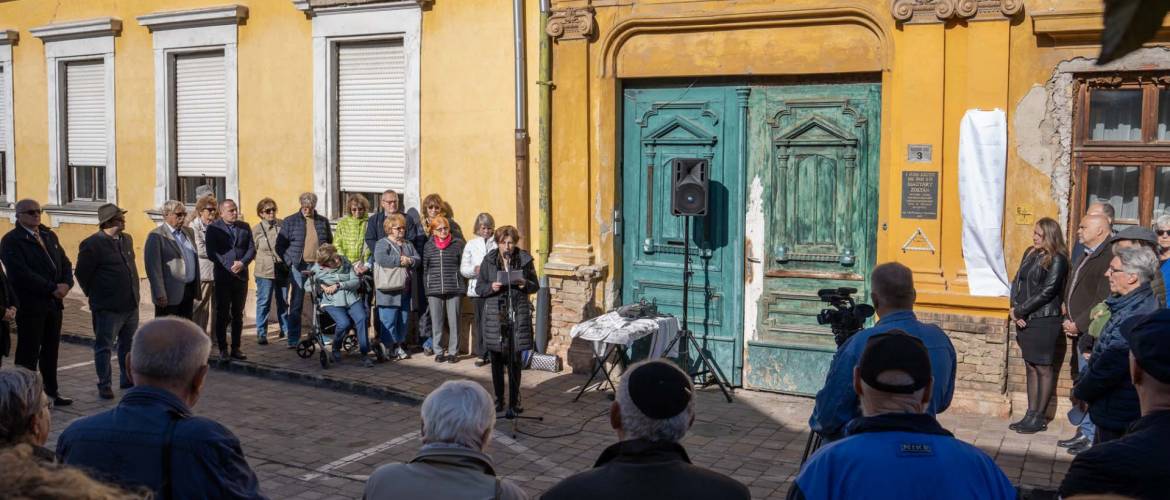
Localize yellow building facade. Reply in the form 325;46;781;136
540;0;1170;412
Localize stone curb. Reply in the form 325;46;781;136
60;332;424;406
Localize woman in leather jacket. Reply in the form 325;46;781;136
1009;217;1069;434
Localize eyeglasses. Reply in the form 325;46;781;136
201;208;216;213
434;227;449;232
20;209;42;216
1107;266;1128;275
390;226;405;231
261;208;276;214
173;211;187;217
1157;229;1170;237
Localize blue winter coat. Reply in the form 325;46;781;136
1073;283;1157;432
275;211;333;266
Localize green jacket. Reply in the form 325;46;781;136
335;215;369;264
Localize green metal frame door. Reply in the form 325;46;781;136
621;84;747;385
745;83;881;395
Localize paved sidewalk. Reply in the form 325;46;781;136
58;295;1071;496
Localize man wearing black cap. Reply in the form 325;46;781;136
541;359;750;500
789;331;1015;500
75;203;140;400
1060;309;1170;499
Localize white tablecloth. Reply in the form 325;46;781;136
570;312;679;358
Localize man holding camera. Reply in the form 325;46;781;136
809;262;957;442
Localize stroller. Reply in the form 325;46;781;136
294;270;385;368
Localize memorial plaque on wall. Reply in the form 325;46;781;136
901;171;938;219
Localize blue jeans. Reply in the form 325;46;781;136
1076;355;1097;442
92;309;138;390
255;277;289;341
376;296;411;346
286;262;310;345
325;302;369;354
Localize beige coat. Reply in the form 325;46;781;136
252;218;283;280
363;445;527;500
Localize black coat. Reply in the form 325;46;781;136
0;266;15;357
474;249;538;353
541;439;750;500
422;237;465;296
0;225;74;314
1065;243;1113;335
1011;248;1068;320
75;231;140;313
1060;410;1170;499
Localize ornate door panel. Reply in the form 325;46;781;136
745;84;881;395
621;85;746;385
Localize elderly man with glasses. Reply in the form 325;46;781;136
145;201;200;320
75;203;141;400
276;192;333;348
0;199;74;407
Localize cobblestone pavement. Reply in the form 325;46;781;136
52;295;1072;498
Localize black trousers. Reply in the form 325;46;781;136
490;350;522;406
472;297;487;358
155;280;197;320
214;277;248;352
15;308;64;397
1095;425;1125;445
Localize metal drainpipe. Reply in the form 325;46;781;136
537;0;552;267
513;0;531;246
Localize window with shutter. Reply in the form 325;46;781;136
0;66;6;199
173;51;227;204
65;60;107;202
335;40;406;210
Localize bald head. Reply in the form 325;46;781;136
1078;214;1111;248
1086;201;1115;223
129;318;211;405
870;262;916;313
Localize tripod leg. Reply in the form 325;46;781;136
688;332;733;403
573;344;609;402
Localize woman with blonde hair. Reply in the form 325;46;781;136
336;193;372;273
189;195;219;335
422;215;465;362
0;444;148;499
414;193;462;355
372;213;421;359
312;244;373;367
1009;217;1069;434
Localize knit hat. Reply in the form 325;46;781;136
626;360;693;419
858;330;932;394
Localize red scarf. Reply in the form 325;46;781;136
435;234;453;250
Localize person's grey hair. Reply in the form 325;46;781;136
382;189;398;197
160;200;185;217
1155;214;1170;231
616;360;694;443
1116;245;1159;284
130;317;211;384
420;380;495;450
870;262;916;309
298;192;318;208
13;199;38;212
0;367;47;446
474;213;495;233
218;198;237;210
1089;200;1116;221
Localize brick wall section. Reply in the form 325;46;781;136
546;271;603;373
916;311;1011;415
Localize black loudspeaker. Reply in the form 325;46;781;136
671;158;709;216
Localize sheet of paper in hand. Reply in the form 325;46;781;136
496;270;523;284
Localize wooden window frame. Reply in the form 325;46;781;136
1071;74;1170;235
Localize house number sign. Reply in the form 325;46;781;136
907;144;932;163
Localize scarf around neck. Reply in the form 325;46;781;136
435;234;453;250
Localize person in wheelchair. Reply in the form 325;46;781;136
311;244;373;367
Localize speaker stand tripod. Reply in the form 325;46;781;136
661;215;734;403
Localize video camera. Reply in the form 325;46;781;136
816;287;875;348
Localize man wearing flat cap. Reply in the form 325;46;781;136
1060;309;1170;498
789;330;1015;500
75;203;141;400
542;359;750;500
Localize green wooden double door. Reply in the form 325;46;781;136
621;81;880;395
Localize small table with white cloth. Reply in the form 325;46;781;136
569;311;680;402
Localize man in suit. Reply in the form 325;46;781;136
206;199;254;361
144;200;199;319
0;199;74;406
1060;213;1115;454
1071;201;1115;267
75;203;141;400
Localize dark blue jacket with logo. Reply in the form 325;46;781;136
789;413;1016;500
56;386;266;500
1074;283;1158;432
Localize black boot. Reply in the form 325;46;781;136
1058;431;1088;448
1009;411;1035;431
1015;413;1048;434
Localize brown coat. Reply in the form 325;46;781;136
251;219;283;280
1065;243;1114;335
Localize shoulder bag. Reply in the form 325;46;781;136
260;222;290;283
374;241;408;292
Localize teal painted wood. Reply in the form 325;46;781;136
746;83;882;395
621;84;747;386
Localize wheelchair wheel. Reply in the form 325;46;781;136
319;348;330;369
342;334;359;353
296;340;315;359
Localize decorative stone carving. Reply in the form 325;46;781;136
547;7;595;41
891;0;1022;24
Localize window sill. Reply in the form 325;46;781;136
43;204;101;227
0;203;15;223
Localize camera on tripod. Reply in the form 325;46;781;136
816;287;875;347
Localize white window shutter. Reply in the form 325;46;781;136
65;61;106;167
0;67;6;153
174;52;226;178
337;40;406;194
